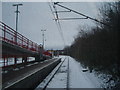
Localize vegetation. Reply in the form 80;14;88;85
64;2;120;87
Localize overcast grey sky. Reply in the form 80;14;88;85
2;2;101;50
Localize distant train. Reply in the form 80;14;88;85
42;50;52;60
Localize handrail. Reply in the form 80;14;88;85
0;21;41;53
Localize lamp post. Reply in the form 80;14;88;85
13;4;23;65
13;3;23;43
13;3;23;32
41;29;46;49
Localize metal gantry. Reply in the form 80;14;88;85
53;2;111;27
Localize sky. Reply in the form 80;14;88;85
2;1;102;50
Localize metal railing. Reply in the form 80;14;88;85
0;21;41;53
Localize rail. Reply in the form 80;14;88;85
36;57;66;90
0;21;41;53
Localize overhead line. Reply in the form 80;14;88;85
54;2;111;28
53;2;66;46
48;2;56;21
53;3;66;46
53;17;88;20
48;2;66;47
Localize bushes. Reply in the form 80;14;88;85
64;2;120;81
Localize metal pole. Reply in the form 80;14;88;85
13;4;23;43
41;30;46;49
16;5;18;32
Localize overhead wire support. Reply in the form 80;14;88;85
53;10;71;13
53;3;59;20
54;2;111;27
53;17;88;20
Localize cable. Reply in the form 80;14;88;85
53;3;66;46
56;20;66;46
54;2;111;28
47;2;56;21
48;2;66;47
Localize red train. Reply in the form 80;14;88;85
42;51;52;60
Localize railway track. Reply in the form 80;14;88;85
3;58;59;89
2;58;57;74
67;57;70;90
37;56;70;90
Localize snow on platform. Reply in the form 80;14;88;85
68;56;101;88
36;55;104;89
46;56;68;88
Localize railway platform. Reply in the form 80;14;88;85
2;57;61;89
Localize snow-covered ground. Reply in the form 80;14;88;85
36;55;106;89
46;56;68;88
35;56;67;89
68;56;101;88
